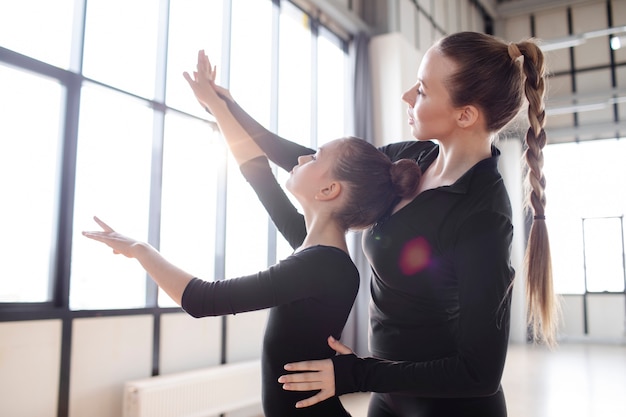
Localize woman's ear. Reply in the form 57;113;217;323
456;104;480;128
315;182;342;201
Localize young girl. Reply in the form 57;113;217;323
82;52;421;416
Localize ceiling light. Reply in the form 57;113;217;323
611;35;626;50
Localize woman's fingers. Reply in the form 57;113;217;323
294;391;329;408
328;335;353;355
283;358;329;373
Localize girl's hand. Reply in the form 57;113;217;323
82;216;143;258
278;336;354;408
183;50;231;112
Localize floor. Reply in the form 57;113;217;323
339;342;626;417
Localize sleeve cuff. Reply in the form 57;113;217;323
240;155;271;180
332;354;360;396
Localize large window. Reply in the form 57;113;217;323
545;139;626;295
0;0;349;310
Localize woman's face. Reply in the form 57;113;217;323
401;47;459;142
286;139;342;202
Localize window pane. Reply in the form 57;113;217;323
0;65;63;302
273;1;312;261
317;27;347;146
225;153;270;278
583;217;625;292
226;0;274;278
0;0;76;69
230;0;274;127
70;83;154;310
166;0;223;116
544;139;626;294
278;1;312;145
158;115;220;307
82;0;160;98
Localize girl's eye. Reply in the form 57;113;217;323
310;154;317;161
417;88;425;96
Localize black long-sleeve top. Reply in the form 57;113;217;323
181;156;357;416
221;98;515;411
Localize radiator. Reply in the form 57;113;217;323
123;360;262;417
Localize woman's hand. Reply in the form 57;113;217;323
82;216;144;258
183;50;232;113
278;336;354;408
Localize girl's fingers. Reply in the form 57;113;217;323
93;216;114;232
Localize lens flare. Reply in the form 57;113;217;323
398;237;431;275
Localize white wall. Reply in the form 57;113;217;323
0;313;229;417
0;320;61;417
497;138;528;344
369;32;420;147
69;316;153;417
160;312;222;375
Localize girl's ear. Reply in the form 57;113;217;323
316;182;342;201
456;104;480;128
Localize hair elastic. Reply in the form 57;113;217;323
508;43;522;61
533;214;546;220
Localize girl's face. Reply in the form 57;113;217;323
286;139;342;202
401;47;459;142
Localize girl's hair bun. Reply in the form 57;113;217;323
390;159;421;198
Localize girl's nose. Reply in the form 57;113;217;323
297;155;308;165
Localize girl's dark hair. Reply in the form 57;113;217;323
331;137;421;231
438;31;558;347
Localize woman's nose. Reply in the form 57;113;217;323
401;89;415;106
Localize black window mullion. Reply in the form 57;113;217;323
266;0;281;269
310;16;319;148
216;0;234;366
146;0;171;308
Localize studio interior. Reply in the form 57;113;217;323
1;1;625;416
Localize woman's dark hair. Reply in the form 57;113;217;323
438;31;558;347
331;137;421;231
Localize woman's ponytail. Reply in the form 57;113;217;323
518;41;559;347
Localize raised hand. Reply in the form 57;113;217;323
183;50;231;113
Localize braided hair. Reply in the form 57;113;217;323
437;32;558;347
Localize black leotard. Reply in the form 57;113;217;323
181;156;356;416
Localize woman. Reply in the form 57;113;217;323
204;32;558;416
82;51;421;417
